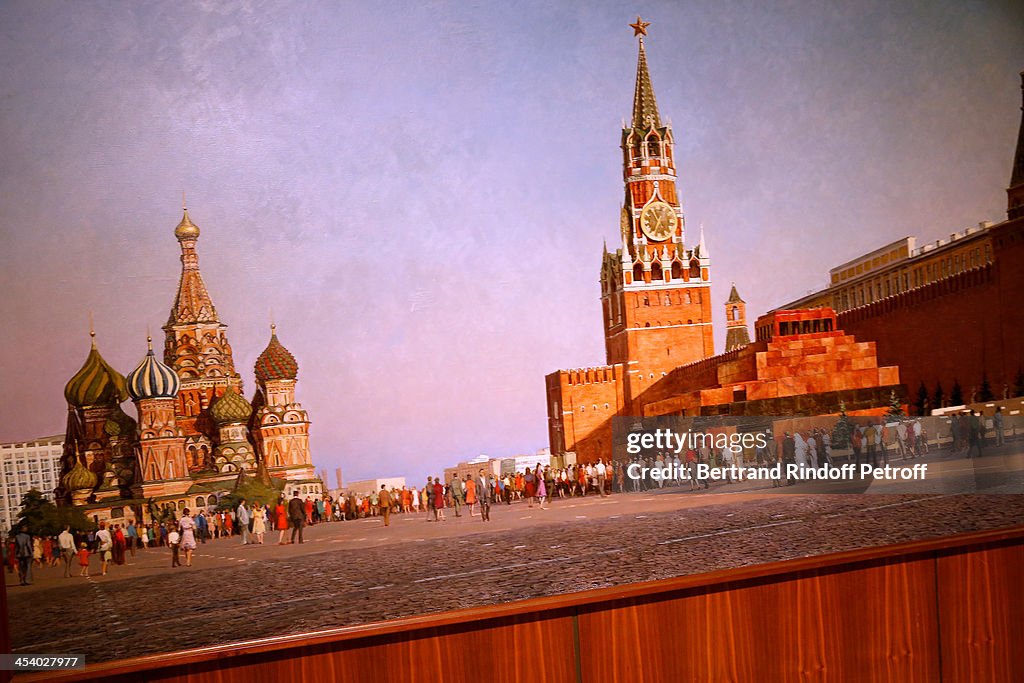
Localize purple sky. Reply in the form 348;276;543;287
1;1;1022;483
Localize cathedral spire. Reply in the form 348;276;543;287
630;18;661;130
167;208;218;325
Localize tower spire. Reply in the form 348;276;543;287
1009;70;1024;220
166;208;218;325
630;17;661;130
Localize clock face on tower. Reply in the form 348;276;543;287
640;201;678;241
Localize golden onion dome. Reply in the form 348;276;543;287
64;335;128;408
174;208;200;240
61;459;98;492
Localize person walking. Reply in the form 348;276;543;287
524;467;536;508
77;542;90;577
433;477;446;522
125;521;138;558
275;495;289;544
58;525;76;578
252;504;266;544
288;491;306;544
14;525;33;586
168;524;181;567
535;465;548;509
237;499;251;545
424;477;435;520
379;485;393;527
464;476;477;517
595;459;608;497
196;511;208;544
179;509;197;567
96;521;113;576
967;411;985;458
477;469;492;522
450;475;464;517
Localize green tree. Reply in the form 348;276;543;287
932;381;945;410
216;474;284;512
979;373;994;402
915;381;929;416
13;489;92;537
885;389;904;418
831;400;853;449
950;380;964;407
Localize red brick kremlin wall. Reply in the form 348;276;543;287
838;217;1024;409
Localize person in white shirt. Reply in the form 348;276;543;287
95;521;113;576
58;525;76;578
794;433;808;471
595;459;608;497
168;527;181;567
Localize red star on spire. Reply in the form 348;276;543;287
629;16;651;37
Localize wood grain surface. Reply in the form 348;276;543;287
8;525;1023;683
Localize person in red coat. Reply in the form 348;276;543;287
432;479;445;522
275;495;289;545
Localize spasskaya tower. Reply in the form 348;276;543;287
600;17;714;374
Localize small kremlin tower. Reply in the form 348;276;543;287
724;284;751;352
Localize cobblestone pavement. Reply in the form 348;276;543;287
7;490;1024;664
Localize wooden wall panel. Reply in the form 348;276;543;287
16;529;1024;683
577;557;940;683
937;542;1024;682
94;613;579;683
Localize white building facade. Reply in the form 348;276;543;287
1;434;64;531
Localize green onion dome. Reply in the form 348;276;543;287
61;459;98;492
254;324;298;383
174;208;200;240
104;404;138;437
126;337;180;400
210;387;253;425
64;335;128;408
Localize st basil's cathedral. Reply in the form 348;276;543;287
57;208;321;523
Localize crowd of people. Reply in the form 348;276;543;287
4;411;1013;585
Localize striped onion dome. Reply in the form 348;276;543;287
64;334;128;408
126;337;180;401
254;324;298;383
61;459;98;492
210;387;252;425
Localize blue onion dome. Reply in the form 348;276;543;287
254;324;298;383
126;337;181;401
61;458;98;492
174;208;200;240
210;387;253;425
64;332;128;408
